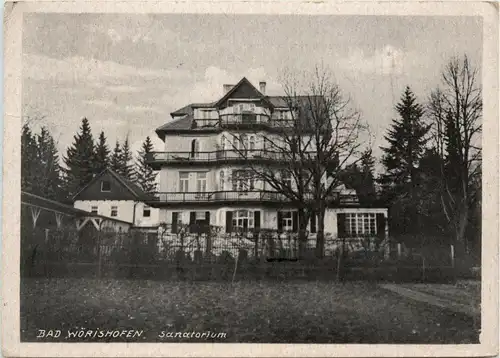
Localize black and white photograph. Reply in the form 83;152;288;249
2;1;498;356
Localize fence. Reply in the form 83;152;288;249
20;224;459;282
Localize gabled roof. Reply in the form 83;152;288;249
72;168;153;201
214;77;274;108
21;191;133;224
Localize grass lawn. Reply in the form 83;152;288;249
21;278;479;343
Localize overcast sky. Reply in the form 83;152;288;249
22;13;482;163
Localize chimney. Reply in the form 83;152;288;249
259;81;266;95
223;84;234;95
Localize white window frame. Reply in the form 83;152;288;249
232;170;254;193
345;213;377;236
282;171;292;189
232;210;254;230
196;172;207;193
219;170;225;191
101;180;111;192
179;172;189;192
281;211;294;231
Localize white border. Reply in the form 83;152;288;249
2;1;498;357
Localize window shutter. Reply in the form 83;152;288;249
205;211;211;233
190;211;196;233
226;211;233;233
254;211;261;231
376;214;386;239
172;212;178;234
277;211;283;232
310;212;317;234
292;211;298;232
337;213;346;238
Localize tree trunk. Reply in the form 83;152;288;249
454;203;469;258
297;208;308;260
315;209;326;259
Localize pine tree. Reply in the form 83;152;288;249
380;86;430;194
94;131;110;174
339;150;376;205
379;86;430;236
21;125;38;194
110;141;122;173
35;127;64;199
135;136;157;195
358;149;377;204
21;125;65;200
63;118;96;198
119;136;135;180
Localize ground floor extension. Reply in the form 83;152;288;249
157;206;389;238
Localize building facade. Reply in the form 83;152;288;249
146;78;388;239
73;168;160;229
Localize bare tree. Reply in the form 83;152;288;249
227;67;369;258
427;55;482;254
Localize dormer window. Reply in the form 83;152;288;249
101;180;111;192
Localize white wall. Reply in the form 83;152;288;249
74;200;161;227
74;200;135;223
133;202;161;227
164;133;218;152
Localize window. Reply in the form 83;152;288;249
282;171;292;189
232;210;254;230
111;206;118;217
196;172;207;193
143;207;151;217
345;213;376;236
179;172;189;192
249;135;255;150
232;170;254;193
281;211;294;231
219;170;225;190
101;181;111;192
91;206;98;215
190;139;200;158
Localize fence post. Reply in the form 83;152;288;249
450;244;455;268
97;228;102;279
397;243;402;259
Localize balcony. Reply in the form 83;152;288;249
144;190;358;207
145;149;313;169
193;113;296;130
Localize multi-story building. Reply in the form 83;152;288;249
146;77;388;240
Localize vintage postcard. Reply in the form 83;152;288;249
2;0;498;357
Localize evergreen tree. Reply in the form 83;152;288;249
94;131;110;174
380;86;430;194
35;127;64;199
358;149;377;204
119;136;135;180
135;136;157;195
110;141;122;173
21;125;38;194
339;149;376;205
379;86;430;236
63;118;96;198
21;125;65;200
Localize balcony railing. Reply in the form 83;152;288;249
146;149;327;166
145;190;357;205
193;113;297;129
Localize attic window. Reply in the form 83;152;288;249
101;181;111;192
